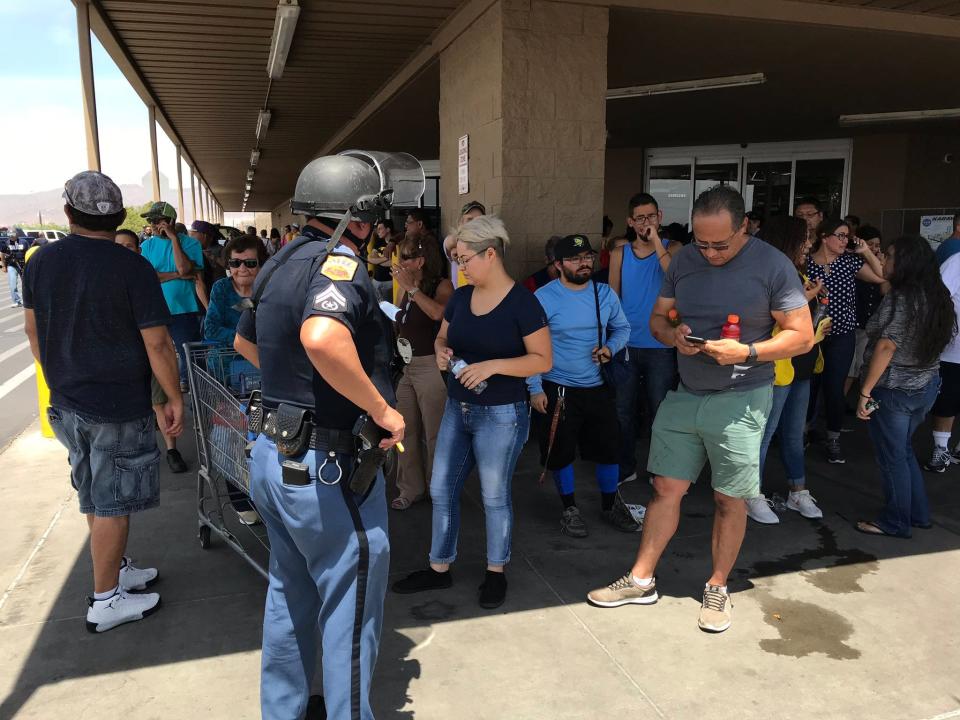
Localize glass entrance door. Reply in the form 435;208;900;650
645;140;851;225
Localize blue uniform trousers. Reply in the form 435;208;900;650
249;434;390;720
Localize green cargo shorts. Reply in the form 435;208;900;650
647;383;773;498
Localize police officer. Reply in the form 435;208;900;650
235;150;417;720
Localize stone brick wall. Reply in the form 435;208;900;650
440;0;608;278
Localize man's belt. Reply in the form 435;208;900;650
261;408;356;455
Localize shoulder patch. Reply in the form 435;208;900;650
320;254;359;282
313;284;348;313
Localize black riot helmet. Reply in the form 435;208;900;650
290;150;425;224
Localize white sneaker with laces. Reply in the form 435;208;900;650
786;490;823;519
86;589;161;633
119;556;159;591
746;495;779;524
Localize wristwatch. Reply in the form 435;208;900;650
746;344;758;362
408;287;420;298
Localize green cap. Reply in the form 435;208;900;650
141;201;177;222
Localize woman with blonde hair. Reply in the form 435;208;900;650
393;215;552;609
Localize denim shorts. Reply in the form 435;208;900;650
48;406;162;517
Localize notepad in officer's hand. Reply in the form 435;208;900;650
378;301;401;321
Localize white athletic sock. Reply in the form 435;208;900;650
933;431;951;450
706;583;728;594
93;586;118;602
631;575;653;587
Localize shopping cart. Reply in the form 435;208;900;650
184;341;268;579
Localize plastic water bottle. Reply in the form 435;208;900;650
721;314;741;341
811;297;830;328
449;355;487;394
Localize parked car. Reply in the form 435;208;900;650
23;229;67;242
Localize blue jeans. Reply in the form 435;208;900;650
7;265;21;305
249;435;389;720
759;380;810;490
47;406;161;516
866;378;940;537
429;399;530;566
168;312;201;384
809;331;856;433
613;347;677;478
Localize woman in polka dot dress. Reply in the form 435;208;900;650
806;218;886;463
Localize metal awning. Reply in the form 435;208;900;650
89;0;461;211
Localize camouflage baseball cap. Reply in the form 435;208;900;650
62;171;124;215
141;201;178;222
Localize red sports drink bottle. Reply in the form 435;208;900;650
721;314;741;341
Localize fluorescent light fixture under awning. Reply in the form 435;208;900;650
246;170;255;181
250;149;261;167
256;109;272;140
607;72;766;100
839;108;960;126
267;0;300;80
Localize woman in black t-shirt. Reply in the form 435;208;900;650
392;216;551;609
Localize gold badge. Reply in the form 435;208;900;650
320;254;359;282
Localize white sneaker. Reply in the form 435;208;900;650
618;472;638;486
86;589;161;633
238;510;262;526
746;495;780;524
786;490;823;519
119;556;158;591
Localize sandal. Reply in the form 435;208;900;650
854;520;908;538
391;496;413;511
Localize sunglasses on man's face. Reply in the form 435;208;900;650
228;258;259;269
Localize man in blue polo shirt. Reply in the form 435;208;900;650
140;202;204;392
529;234;635;537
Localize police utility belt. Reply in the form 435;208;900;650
246;391;389;495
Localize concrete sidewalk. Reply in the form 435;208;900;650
1;412;959;720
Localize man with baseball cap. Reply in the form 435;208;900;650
527;234;636;537
23;171;183;633
189;220;226;310
140;201;205;403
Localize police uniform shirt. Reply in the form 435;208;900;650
236;224;396;430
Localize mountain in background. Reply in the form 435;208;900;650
0;172;179;227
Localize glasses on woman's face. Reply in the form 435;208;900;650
830;231;850;241
228;258;259;269
456;252;483;268
400;253;422;262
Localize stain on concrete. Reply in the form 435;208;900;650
750;524;878;593
410;600;455;622
756;591;860;660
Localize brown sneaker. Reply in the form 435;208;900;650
698;585;732;633
587;574;658;608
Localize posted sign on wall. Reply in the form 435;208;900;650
458;135;469;195
920;215;954;248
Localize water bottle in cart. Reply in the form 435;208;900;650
721;314;741;341
449;355;487;394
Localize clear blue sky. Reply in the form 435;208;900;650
0;0;188;195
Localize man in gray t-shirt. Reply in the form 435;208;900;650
587;186;812;634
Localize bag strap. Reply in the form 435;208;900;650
538;386;566;486
592;280;604;351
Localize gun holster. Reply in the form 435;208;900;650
274;404;314;458
348;446;388;496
